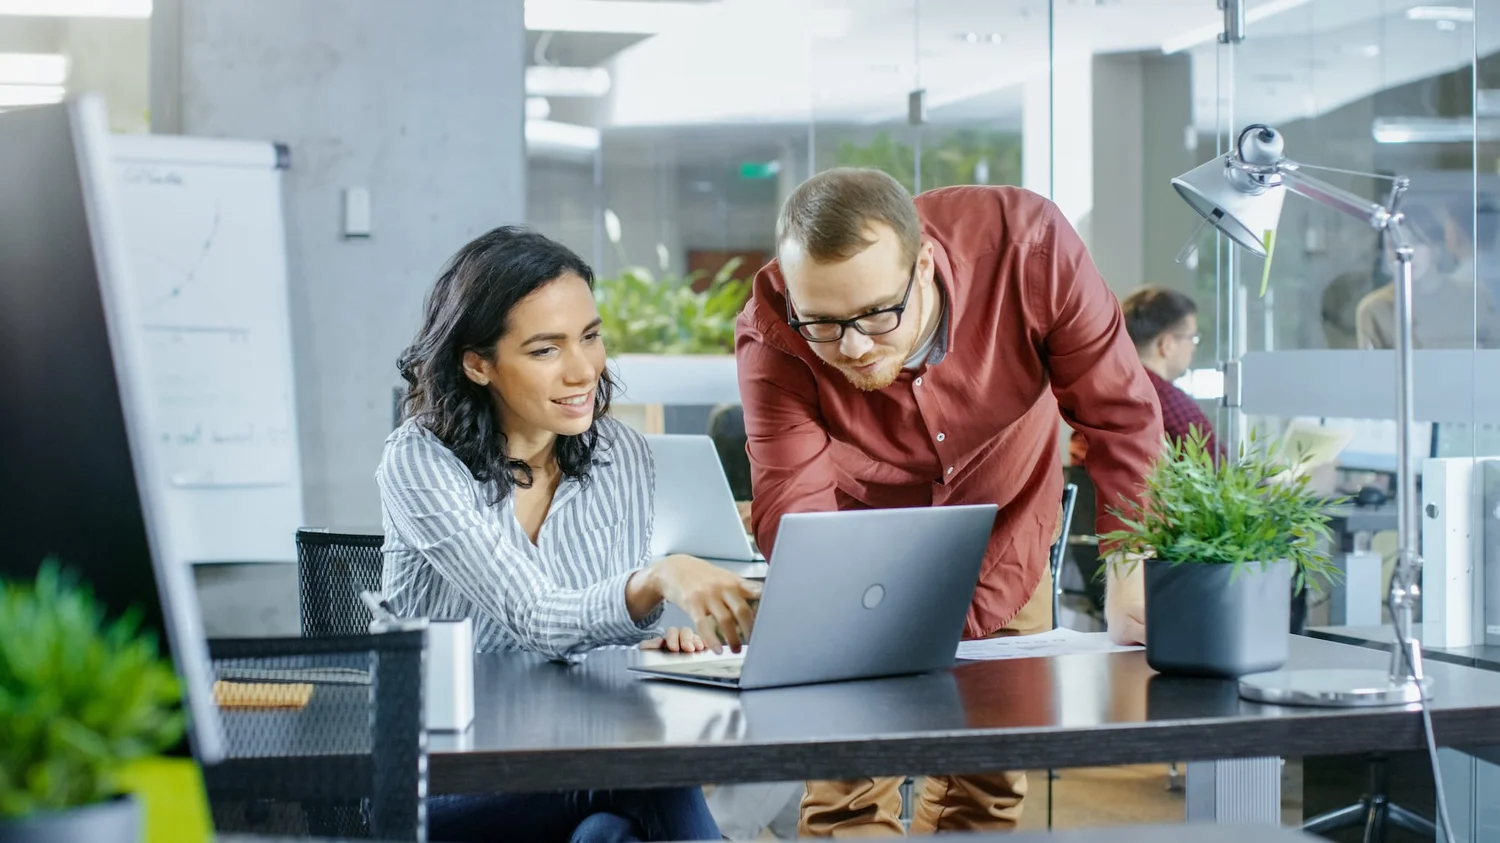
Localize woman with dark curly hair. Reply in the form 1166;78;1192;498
377;226;755;842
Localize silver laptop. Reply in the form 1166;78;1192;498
646;434;761;571
629;503;996;690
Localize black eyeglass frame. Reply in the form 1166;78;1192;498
784;263;918;343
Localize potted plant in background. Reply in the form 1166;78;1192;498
592;209;753;413
0;561;185;843
1101;428;1343;678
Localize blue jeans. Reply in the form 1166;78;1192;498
428;787;721;843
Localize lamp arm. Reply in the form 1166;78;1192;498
1273;162;1397;230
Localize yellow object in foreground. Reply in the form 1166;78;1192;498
117;756;213;843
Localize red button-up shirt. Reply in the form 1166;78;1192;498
734;185;1164;638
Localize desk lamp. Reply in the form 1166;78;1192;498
1171;124;1429;708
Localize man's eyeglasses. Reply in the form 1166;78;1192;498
1175;331;1201;346
786;265;917;343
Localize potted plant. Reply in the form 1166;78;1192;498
1101;428;1343;678
0;561;185;843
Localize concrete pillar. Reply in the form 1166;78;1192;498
152;0;527;527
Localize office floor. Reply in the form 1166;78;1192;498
1017;761;1303;830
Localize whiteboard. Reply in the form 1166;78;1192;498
110;133;303;564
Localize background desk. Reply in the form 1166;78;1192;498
1306;623;1500;672
1323;503;1398;627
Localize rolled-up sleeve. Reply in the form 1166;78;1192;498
377;430;655;661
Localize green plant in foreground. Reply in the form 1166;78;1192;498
0;560;184;819
1100;427;1345;594
595;256;751;355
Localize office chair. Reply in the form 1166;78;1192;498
297;528;387;637
1300;753;1435;841
201;629;428;840
1061;467;1107;615
1050;483;1079;629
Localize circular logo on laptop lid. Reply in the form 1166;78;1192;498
862;583;886;610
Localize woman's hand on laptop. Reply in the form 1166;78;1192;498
648;554;762;655
640;626;708;653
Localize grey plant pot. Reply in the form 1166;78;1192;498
1145;558;1293;678
0;795;140;843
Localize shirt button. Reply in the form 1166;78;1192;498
936;433;946;442
915;377;923;386
947;466;954;475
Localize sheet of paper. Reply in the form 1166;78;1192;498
955;627;1143;661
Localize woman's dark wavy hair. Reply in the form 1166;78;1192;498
397;225;616;500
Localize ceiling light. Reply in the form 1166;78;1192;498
1160;0;1312;54
0;0;150;16
0;53;68;85
957;32;1003;44
0;84;65;106
525;96;551;120
1339;44;1380;58
525;119;600;155
525;65;611;98
1372;116;1500;143
1405;5;1474;22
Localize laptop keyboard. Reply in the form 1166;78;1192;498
674;659;744;678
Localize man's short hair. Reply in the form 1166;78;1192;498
776;168;922;265
1120;286;1198;350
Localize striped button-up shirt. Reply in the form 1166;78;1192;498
376;416;662;661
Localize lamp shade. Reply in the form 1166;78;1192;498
1170;155;1285;257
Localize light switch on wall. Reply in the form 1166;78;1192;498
342;187;371;238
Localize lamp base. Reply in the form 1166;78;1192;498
1238;669;1431;707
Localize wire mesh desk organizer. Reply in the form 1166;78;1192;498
296;529;388;638
201;629;427;840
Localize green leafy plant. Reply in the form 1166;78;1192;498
0;560;185;819
1100;427;1345;594
834;129;1023;194
595;257;751;355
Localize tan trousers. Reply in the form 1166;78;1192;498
799;569;1055;836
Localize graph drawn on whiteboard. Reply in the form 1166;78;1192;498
118;160;296;488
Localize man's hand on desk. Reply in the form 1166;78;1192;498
645;554;762;655
1103;551;1147;646
640;626;708;653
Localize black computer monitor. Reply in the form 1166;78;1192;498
0;97;223;762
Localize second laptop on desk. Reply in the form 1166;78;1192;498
630;503;997;690
646;434;764;577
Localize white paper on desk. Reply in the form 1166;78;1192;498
955;627;1142;661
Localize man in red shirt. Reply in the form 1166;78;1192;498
1070;286;1219;467
735;169;1163;835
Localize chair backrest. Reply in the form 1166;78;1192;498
706;403;753;502
1050;483;1079;629
1062;466;1107;611
297;529;386;638
202;629;427;840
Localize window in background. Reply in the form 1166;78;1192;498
0;6;149;132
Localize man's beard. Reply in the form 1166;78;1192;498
827;350;902;392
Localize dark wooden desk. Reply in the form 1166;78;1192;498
1306;623;1500;671
424;636;1500;795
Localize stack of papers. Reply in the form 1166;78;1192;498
955;627;1143;661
